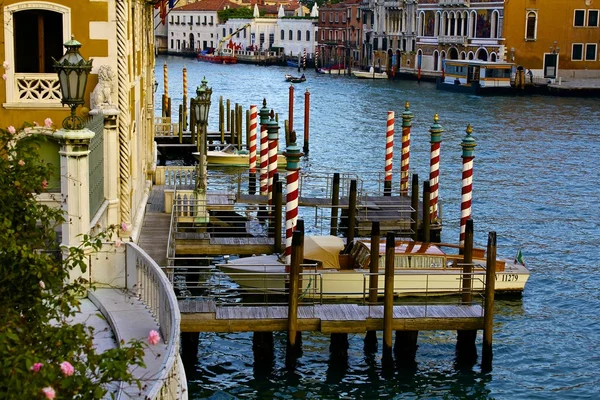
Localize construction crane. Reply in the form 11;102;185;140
217;23;251;57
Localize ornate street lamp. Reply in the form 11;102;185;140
53;36;93;130
154;78;159;94
193;77;212;191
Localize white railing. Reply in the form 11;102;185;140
126;243;185;399
14;73;62;103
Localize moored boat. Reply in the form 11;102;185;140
195;145;287;168
437;59;515;95
217;236;530;299
285;73;306;83
352;67;388;79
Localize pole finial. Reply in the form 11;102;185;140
405;101;410;110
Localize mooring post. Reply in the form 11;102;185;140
422;181;431;242
178;104;183;143
226;98;231;134
190;98;196;144
330;333;349;361
411;174;419;240
364;221;380;353
347;179;357;244
182;65;188;131
394;330;419;365
230;109;235;146
181;332;199;367
303;89;310;155
288;84;294;135
400;102;413;196
162;94;166;118
330;173;340;236
286;230;303;367
219;96;224;143
283;132;303;263
382;232;395;367
248;105;258;195
167;97;172;118
384;111;394;196
284;120;290;147
246;109;250;151
456;219;477;365
460;125;477;247
482;231;497;371
274;180;283;252
268;172;278;238
237;105;243;149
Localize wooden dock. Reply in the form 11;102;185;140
178;300;484;333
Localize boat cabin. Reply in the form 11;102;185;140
442;59;513;90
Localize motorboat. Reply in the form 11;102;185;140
285;74;306;83
217;236;530;299
352;67;388;79
195;144;287;168
436;59;515;95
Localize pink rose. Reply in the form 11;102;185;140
41;387;55;399
2;74;6;81
148;330;161;345
18;159;25;166
34;121;40;127
7;126;15;135
121;222;128;232
2;61;9;69
44;118;53;128
30;363;43;372
115;239;122;248
42;180;48;189
60;361;74;376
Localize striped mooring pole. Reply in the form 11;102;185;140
259;99;270;196
429;114;444;222
384;111;394;196
267;110;280;206
288;84;294;136
459;124;477;246
248;105;258;194
182;65;188;131
284;132;304;263
400;102;413;196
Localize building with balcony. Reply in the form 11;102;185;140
415;0;506;76
504;0;600;79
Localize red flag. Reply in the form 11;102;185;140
159;0;167;25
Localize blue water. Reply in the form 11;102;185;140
156;56;600;399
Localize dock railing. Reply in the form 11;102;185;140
125;243;185;399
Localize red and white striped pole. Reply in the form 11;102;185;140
248;105;258;194
288;84;294;136
400;102;413;196
428;114;443;222
266;110;279;205
384;111;394;196
259;100;270;197
284;132;303;263
460;124;477;246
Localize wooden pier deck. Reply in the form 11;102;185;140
178;300;484;333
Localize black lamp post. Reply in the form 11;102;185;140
193;77;212;191
53;36;93;130
154;78;159;94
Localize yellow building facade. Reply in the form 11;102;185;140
505;0;600;78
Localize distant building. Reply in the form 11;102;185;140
318;0;362;69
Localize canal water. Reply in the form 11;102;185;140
155;55;600;399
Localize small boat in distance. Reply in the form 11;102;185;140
437;59;515;95
217;236;530;299
285;73;306;83
194;144;287;168
352;67;388;79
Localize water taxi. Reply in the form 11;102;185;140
352;67;388;79
217;236;530;299
437;59;515;95
195;144;287;168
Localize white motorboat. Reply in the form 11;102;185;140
217;236;530;299
352;67;388;79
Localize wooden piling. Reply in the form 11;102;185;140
253;331;274;367
288;84;294;135
382;232;395;364
181;332;199;366
394;331;419;365
190;98;196;141
274;181;283;252
178;104;183;143
246;109;250;151
237;104;243;149
456;219;477;365
162;94;166;118
364;221;380;352
482;231;497;371
226;99;231;133
219;96;224;143
330;333;349;360
286;230;303;365
303;89;310;155
330;173;340;236
347;179;357;244
422;181;431;242
230;109;235;146
167;97;171;118
411;174;419;240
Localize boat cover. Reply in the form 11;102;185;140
304;235;345;269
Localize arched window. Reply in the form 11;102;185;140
289;30;293;40
297;30;301;41
306;30;310;42
526;11;537;40
281;29;284;40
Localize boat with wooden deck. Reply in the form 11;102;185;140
195;144;287;167
218;236;530;299
437;59;515;95
285;73;306;83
